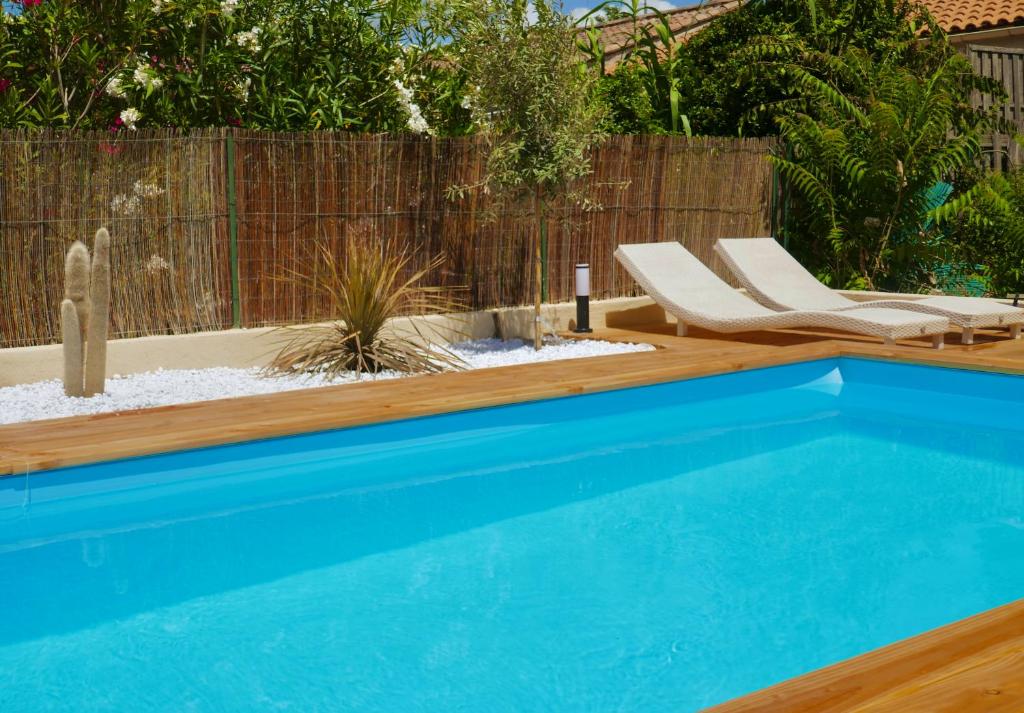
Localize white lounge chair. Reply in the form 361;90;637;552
615;242;949;349
715;238;1024;345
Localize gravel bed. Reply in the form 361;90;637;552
0;338;653;425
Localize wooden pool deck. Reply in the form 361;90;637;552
3;321;1024;711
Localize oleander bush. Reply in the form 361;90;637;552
0;0;469;133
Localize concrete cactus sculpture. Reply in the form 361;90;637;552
61;228;112;397
60;299;84;397
84;228;111;396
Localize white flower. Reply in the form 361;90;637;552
120;107;141;130
392;77;431;135
233;27;262;52
105;76;126;98
233;77;252;102
133;180;165;198
110;193;141;215
220;0;240;16
393;78;414;103
406;109;430;134
132;63;163;91
151;0;164;14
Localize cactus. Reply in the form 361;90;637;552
61;229;112;397
64;240;91;344
61;299;84;397
84;228;111;396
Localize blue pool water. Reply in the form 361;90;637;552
3;357;1024;712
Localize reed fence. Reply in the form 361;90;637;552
0;130;776;348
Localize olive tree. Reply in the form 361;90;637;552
454;0;605;349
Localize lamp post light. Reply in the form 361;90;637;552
574;263;592;333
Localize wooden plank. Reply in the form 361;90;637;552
0;330;841;474
707;598;1024;713
968;44;1024;171
7;322;1024;475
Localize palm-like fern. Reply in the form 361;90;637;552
942;168;1024;297
753;20;1002;289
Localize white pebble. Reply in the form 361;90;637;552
0;338;652;425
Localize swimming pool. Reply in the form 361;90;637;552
2;357;1024;712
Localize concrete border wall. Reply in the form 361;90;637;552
0;297;666;387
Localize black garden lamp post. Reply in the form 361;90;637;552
573;263;593;333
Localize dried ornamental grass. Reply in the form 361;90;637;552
269;240;466;377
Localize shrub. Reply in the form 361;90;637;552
944;165;1024;298
757;23;1000;289
0;0;463;132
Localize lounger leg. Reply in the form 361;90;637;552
676;321;688;337
962;327;974;345
883;336;895;346
932;334;944;350
1012;324;1021;340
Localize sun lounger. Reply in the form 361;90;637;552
715;238;1024;345
615;242;949;349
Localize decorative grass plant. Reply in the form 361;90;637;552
269;239;465;377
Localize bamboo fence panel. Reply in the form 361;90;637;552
233;133;777;327
1;130;775;346
0;128;231;348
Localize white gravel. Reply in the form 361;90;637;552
0;338;653;425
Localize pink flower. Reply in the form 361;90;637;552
228;117;242;127
0;79;12;93
21;0;43;8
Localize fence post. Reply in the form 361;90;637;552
540;217;549;303
225;130;241;328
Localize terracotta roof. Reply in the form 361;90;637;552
922;0;1024;33
580;0;1024;65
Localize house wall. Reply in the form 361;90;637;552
951;28;1024;50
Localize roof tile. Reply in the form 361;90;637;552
923;0;1024;33
582;0;1024;62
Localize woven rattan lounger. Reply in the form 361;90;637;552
615;242;949;349
715;238;1024;345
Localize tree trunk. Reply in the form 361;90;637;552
534;193;543;351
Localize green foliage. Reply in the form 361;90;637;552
0;0;469;132
594;62;662;135
743;2;1004;291
456;0;605;200
674;3;790;137
578;0;690;135
769;39;998;289
944;165;1024;297
577;0;945;138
